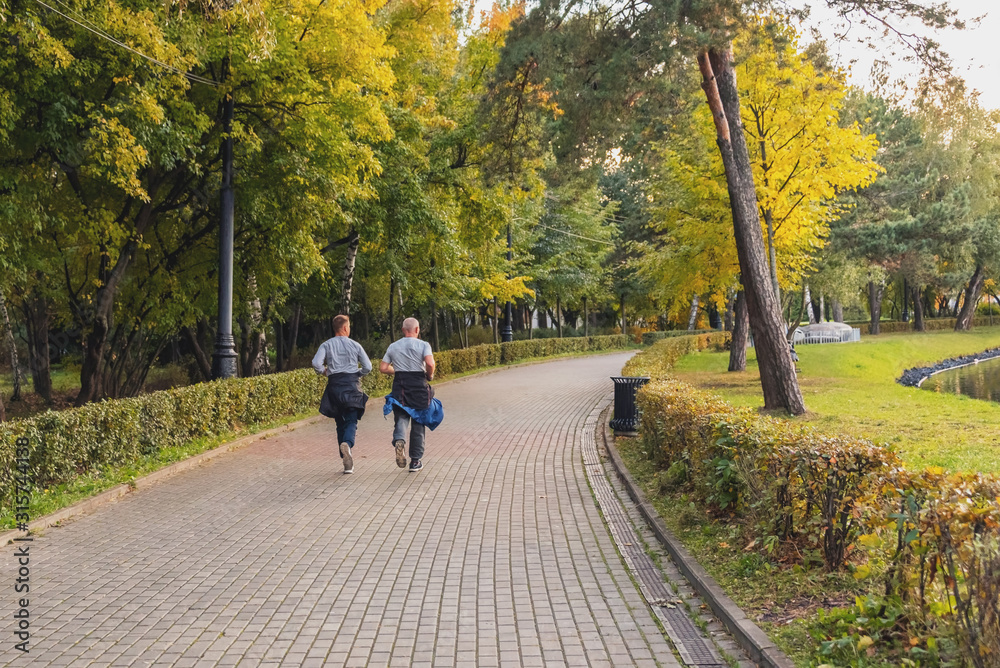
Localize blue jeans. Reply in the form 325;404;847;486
334;409;360;453
392;406;425;460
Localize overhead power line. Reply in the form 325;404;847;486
535;223;616;247
32;0;219;86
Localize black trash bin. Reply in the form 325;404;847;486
610;376;650;437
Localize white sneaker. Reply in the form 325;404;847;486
340;442;354;474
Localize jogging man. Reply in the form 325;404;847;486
312;315;372;474
380;317;443;472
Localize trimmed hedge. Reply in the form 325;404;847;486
844;315;1000;334
625;335;1000;664
0;334;628;513
640;329;719;345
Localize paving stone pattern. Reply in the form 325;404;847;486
2;353;726;667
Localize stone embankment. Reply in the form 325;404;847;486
897;347;1000;387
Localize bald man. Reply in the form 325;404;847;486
379;317;443;472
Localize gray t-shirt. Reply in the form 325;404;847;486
311;336;372;376
383;336;433;372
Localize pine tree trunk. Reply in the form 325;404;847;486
699;47;804;414
868;280;885;335
0;290;23;402
955;265;985;331
687;294;699;330
911;285;925;332
340;228;360;316
728;289;748;372
832;298;844;323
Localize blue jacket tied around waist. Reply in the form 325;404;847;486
383;371;444;430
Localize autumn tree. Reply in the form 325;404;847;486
642;22;878;368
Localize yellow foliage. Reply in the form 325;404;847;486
643;18;880;308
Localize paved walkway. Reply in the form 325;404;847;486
2;353;737;667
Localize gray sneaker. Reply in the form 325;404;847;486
393;439;407;468
340;442;353;474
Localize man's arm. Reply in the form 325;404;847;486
423;354;435;382
311;343;327;376
379;348;394;375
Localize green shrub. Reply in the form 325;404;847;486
640;329;718;345
841;316;1000;334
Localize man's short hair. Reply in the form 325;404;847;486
333;314;350;334
401;317;419;333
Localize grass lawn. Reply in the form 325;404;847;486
670;328;1000;473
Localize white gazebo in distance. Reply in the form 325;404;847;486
792;322;861;344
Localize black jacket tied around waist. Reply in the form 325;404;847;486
390;371;433;410
320;372;369;419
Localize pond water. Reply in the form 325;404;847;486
921;356;1000;401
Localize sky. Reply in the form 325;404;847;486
798;0;1000;110
471;0;999;110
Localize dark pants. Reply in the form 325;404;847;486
392;406;425;460
334;409;360;453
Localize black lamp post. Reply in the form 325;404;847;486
500;221;513;342
211;64;239;379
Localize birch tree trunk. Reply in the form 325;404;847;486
339;228;360;316
0;290;23;402
804;284;816;324
687;294;699;330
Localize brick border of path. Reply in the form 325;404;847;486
2;349;632;547
598;412;796;668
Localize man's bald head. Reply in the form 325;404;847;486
401;317;420;335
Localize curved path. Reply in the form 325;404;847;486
3;353;690;667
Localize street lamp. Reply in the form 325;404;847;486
211;66;239;379
500;221;513;342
